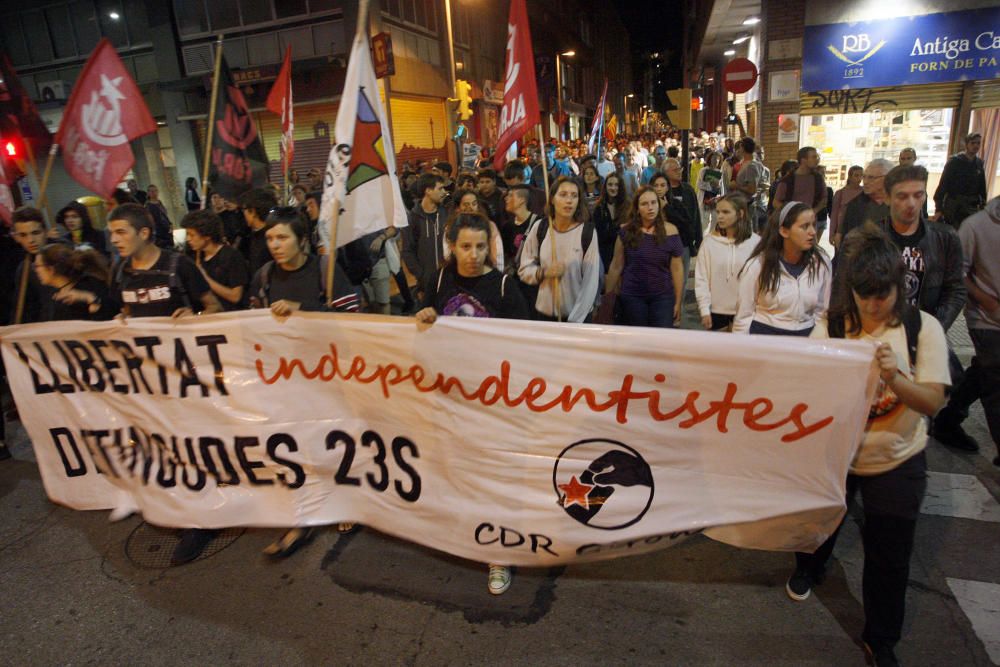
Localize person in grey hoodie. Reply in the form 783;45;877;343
935;195;1000;464
402;173;451;300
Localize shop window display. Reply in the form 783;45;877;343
801;109;953;215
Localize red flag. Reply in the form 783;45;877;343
0;54;53;171
55;39;157;198
493;0;540;169
266;46;294;177
0;156;13;225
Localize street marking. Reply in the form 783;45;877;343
922;472;1000;523
946;578;1000;664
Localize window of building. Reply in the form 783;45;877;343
207;0;240;31
46;6;77;59
383;0;437;34
1;16;30;66
308;0;338;11
174;0;208;35
123;0;151;45
96;0;128;47
239;0;273;25
71;1;101;52
274;0;307;19
452;4;471;47
24;11;55;64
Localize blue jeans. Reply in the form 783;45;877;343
620;293;675;328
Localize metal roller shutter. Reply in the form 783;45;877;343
971;79;1000;109
800;82;964;115
389;96;448;150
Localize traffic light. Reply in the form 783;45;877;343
454;79;473;121
665;89;692;130
1;136;26;181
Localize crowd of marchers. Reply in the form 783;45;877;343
1;128;997;667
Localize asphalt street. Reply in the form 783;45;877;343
1;300;998;666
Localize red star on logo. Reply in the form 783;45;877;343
349;114;386;176
559;475;594;510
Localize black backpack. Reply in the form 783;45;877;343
519;217;596;318
827;305;922;369
533;217;595;257
113;250;191;309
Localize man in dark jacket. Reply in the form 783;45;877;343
877;165;965;331
933;133;987;229
874;165;967;455
837;158;893;246
663;158;702;292
401;173;449;300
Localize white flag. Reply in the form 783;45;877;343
319;27;407;249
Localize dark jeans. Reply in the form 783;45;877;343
795;451;928;651
620;292;675;328
710;312;734;331
748;320;813;336
940;328;1000;452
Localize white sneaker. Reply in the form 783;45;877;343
488;564;511;595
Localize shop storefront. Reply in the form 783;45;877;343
798;6;1000;209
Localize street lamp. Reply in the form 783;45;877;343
555;50;575;141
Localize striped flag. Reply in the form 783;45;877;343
587;79;608;155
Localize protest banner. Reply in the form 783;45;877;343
0;312;878;566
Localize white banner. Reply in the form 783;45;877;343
0;312;878;566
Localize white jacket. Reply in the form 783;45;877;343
694;232;760;317
732;252;832;333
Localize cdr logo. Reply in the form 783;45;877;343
552;439;654;530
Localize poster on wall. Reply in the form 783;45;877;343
778;113;800;143
769;71;800;102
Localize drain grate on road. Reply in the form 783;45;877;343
125;523;244;569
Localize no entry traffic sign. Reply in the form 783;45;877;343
722;58;759;94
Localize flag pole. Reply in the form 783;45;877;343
326;0;372;304
28;141;58;230
200;34;225;209
537;127;560;322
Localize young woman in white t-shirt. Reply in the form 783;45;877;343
694;193;760;331
785;224;949;666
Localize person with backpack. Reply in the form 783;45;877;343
415;213;529;594
694;193;760;331
771;146;827;222
605;185;684;327
786;224;949;667
248;207;360;316
663;159;703;291
181;209;250;311
107;203;222;565
517;176;602;322
250;207;360;558
734;137;771;233
732;201;832;335
502;184;544;269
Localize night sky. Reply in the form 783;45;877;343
610;0;686;96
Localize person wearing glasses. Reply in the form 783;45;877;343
836;158;893;248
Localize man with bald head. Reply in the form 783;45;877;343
836;158;893;246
